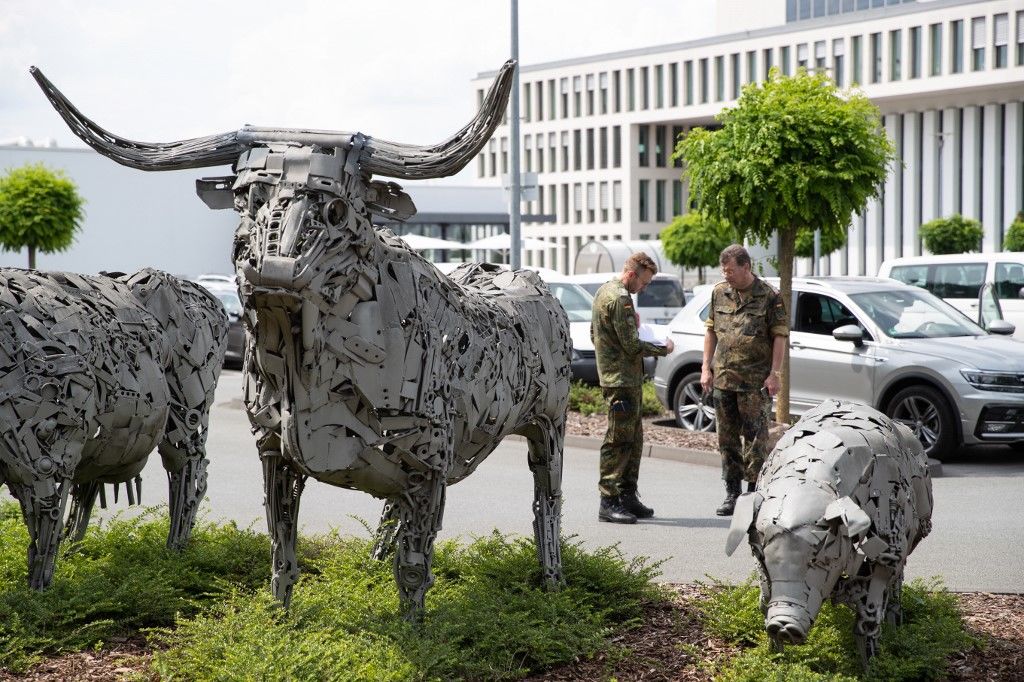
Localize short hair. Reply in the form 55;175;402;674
624;252;658;276
719;244;751;267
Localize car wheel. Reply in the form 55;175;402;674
673;372;716;432
885;385;955;460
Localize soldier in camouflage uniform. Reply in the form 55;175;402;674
591;253;674;524
701;244;788;516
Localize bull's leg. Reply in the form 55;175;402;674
63;481;101;544
526;415;564;589
393;472;446;621
372;498;400;561
159;402;214;551
852;564;894;667
163;454;209;551
262;449;306;608
884;569;905;627
9;477;72;589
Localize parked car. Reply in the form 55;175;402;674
879;252;1024;340
195;273;236;286
653;276;1024;459
196;281;245;367
569;272;687;325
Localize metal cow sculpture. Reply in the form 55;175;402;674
0;268;228;588
726;400;933;664
31;61;573;617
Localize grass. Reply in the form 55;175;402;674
568;380;666;417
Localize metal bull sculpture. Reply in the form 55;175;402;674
0;268;227;588
31;62;573;617
726;400;933;664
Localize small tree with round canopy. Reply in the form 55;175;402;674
0;163;84;269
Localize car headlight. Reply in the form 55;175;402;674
960;369;1024;393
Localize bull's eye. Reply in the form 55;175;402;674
323;199;348;227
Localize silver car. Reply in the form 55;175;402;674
653;277;1024;459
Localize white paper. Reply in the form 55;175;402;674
638;323;669;346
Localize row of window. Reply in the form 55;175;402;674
786;0;916;24
519;178;690;226
479;10;1024;118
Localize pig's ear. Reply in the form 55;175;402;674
725;492;762;556
823;496;871;538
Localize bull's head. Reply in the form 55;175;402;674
726;481;872;647
29;63;515;302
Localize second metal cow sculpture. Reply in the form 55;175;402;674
32;61;573;617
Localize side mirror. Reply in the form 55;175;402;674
987;319;1016;336
833;324;864;347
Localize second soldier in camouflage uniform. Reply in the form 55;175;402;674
591;252;673;524
702;244;788;516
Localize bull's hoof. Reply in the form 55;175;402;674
766;617;808;645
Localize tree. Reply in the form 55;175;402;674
660;211;735;283
794;226;847;260
1003;211;1024;252
0;163;85;269
919;214;983;255
675;68;895;423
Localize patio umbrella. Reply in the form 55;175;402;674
398;234;468;250
466;233;551;250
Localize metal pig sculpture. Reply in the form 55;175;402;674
0;268;228;588
726;400;933;662
30;62;572;618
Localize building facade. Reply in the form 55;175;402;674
471;0;1024;277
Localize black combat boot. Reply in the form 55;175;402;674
620;490;654;519
715;478;742;516
599;496;638;524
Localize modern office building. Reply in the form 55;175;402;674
471;0;1024;277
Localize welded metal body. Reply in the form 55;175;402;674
30;61;573;617
726;400;933;663
0;268;227;588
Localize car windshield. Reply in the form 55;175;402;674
547;283;593;323
214;291;243;316
849;289;985;338
638;279;685;307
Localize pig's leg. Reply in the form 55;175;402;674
393;470;446;621
526;414;564;589
884;570;904;626
63;481;101;544
263;449;306;609
371;498;400;560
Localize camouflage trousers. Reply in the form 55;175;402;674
713;388;771;483
599;386;643;498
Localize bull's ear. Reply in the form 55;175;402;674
823;496;871;538
725;492;762;556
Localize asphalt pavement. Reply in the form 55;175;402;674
5;369;1023;593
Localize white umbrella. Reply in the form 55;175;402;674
398;233;468;250
466;233;551;251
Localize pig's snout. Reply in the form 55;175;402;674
766;603;812;645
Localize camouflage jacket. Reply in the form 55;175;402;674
591;278;669;388
705;277;789;391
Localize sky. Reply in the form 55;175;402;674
0;0;713;181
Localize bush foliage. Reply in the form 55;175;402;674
920;214;984;255
0;163;84;268
1004;211;1024;252
568;380;665;417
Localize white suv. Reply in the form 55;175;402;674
569;272;686;325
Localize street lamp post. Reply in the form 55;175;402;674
509;0;522;270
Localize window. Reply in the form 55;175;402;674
669;63;678;106
730;53;741;98
870;32;882;83
951;20;964;73
627;69;635;111
910;26;921;77
672;126;683;168
655;125;666;167
971;17;985;70
851;35;863;84
638;125;649;166
488;138;496;176
559;78;569;118
585;74;595;115
638;180;649;222
715;55;725;101
560;184;569;223
586;128;595;169
995;262;1024;300
573;76;582;116
586;183;596;222
746;50;757;84
573;129;582;170
560;131;569;171
699;58;709;103
523;134;532;171
640;66;650;109
613;181;622;221
929;23;943;76
763;48;774;80
781;46;792;75
654;64;664;108
599;72;609;113
612;126;621;167
548;80;556;119
573;183;582;223
500;138;508;174
477;152;485;178
684;60;694;105
672;180;683;216
655;180;666;223
994;13;1009;68
795;293;860;336
599;182;609;222
833;38;845;86
599;127;608;168
612;70;621;112
890;263;987;298
1017;12;1024;66
814;40;826;70
547;132;556;171
890;29;902;80
797;43;809;69
535;134;544;172
523;82;531;121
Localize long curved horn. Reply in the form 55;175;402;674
358;60;516;180
30;66;248;171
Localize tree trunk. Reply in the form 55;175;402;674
28;245;36;270
775;228;796;425
698;266;705;284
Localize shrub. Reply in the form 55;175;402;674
920;214;984;255
568;380;666;417
1004;211;1024;252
